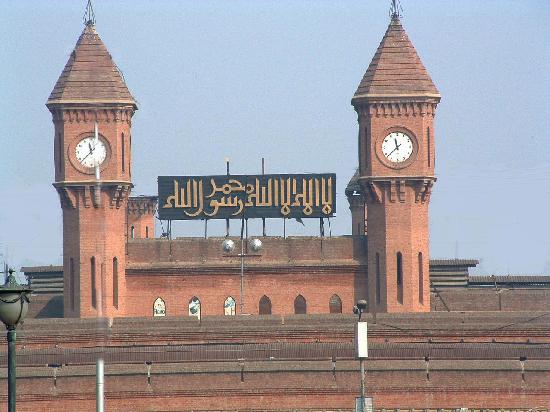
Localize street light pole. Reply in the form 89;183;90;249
222;236;262;315
353;299;370;412
7;326;16;412
240;221;245;314
0;268;32;412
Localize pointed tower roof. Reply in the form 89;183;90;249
352;17;440;103
47;24;136;108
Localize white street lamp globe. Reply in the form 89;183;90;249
222;239;235;253
249;238;263;252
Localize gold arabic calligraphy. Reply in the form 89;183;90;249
162;176;334;218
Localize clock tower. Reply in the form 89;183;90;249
352;12;440;312
47;19;136;317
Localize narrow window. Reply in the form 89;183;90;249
224;296;236;316
145;226;149;239
153;297;166;316
329;294;342;314
91;257;97;309
427;127;431;167
129;134;132;177
418;252;424;304
70;257;75;311
131;226;135;239
365;126;369;167
57;133;62;173
375;253;381;305
259;295;272;315
121;133;125;173
189;296;201;318
294;295;307;314
397;252;403;304
113;257;119;309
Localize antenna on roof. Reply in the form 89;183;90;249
390;0;403;19
83;0;96;26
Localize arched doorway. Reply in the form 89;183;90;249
294;295;306;314
224;296;236;316
153;297;166;317
189;296;201;318
329;294;342;314
259;295;272;315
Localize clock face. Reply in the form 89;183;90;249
381;132;414;163
75;136;107;168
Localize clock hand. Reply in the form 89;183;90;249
387;145;401;157
81;148;94;163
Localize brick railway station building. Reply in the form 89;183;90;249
3;3;550;411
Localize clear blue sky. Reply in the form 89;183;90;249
1;0;549;275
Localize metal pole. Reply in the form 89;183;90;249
226;158;230;237
7;327;16;412
360;358;365;409
261;157;266;236
96;358;104;412
240;217;245;314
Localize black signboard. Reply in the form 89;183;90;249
158;174;336;220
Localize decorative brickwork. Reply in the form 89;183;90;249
352;16;440;313
47;23;137;319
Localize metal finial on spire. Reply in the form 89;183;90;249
83;0;96;26
390;0;403;19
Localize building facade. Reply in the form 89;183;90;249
9;4;550;411
46;8;443;319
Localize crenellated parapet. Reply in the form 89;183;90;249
128;196;157;216
127;196;157;240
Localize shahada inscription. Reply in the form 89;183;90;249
158;174;336;220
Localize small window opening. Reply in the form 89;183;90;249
224;296;236;316
259;295;272;315
294;295;307;314
329;294;342;313
153;297;166;316
397;252;403;304
113;257;119;309
91;257;97;309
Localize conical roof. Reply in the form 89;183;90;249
47;24;136;107
353;17;439;102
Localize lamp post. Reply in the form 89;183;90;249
222;236;262;315
0;269;32;412
353;299;372;412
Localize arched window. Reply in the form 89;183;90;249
145;226;149;238
329;294;342;314
259;295;272;315
130;226;135;239
397;252;403;304
189;296;201;318
153;297;166;317
113;257;119;309
418;252;424;304
224;296;236;316
91;256;97;309
294;295;307;314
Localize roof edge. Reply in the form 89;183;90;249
46;99;137;109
